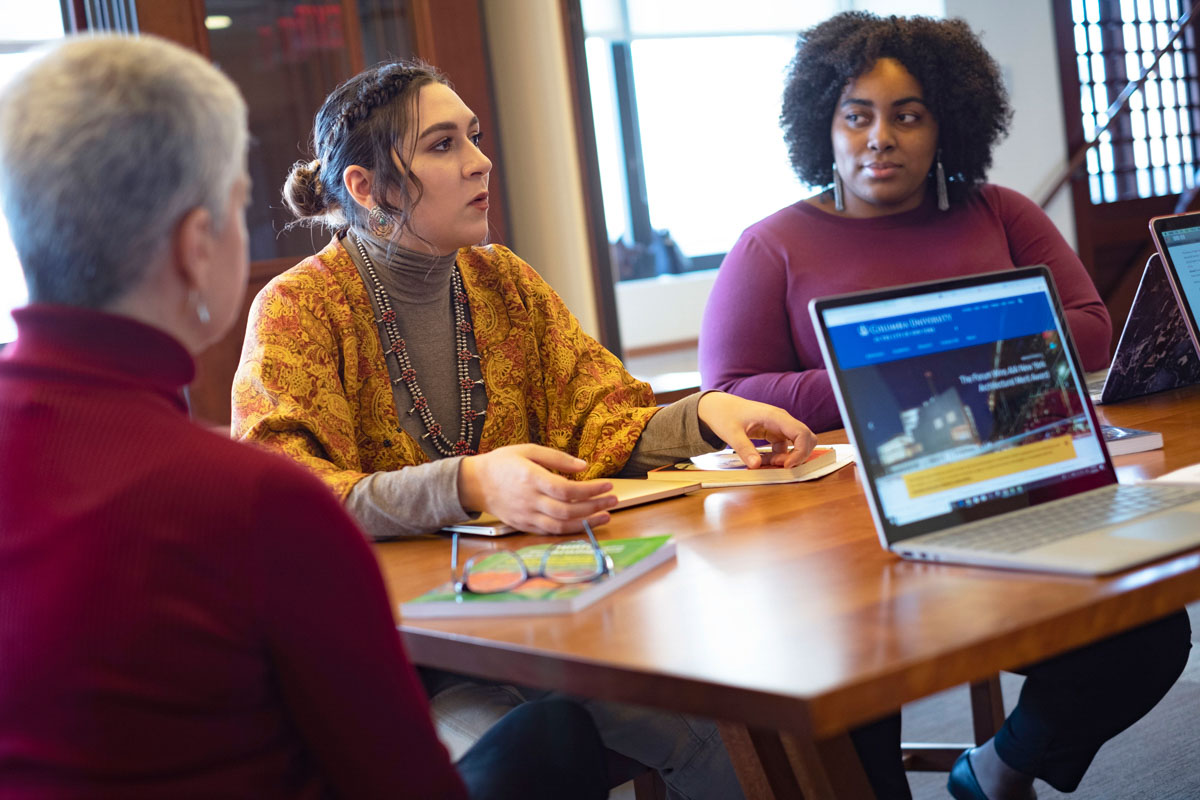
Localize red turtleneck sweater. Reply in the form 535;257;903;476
0;305;465;798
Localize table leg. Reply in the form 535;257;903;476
718;722;876;800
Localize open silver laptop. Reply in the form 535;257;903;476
809;267;1200;575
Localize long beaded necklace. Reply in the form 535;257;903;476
353;235;484;457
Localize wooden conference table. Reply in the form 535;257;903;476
372;386;1200;799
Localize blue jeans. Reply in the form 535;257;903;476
456;698;608;800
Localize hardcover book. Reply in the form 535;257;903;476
1101;425;1163;456
645;446;841;487
401;535;676;618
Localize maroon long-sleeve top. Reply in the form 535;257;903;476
0;305;466;799
700;185;1112;432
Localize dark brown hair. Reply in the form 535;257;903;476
282;59;448;233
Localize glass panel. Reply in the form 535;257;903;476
1150;136;1165;165
204;1;356;262
204;0;417;262
626;0;836;36
357;0;415;66
584;38;630;244
850;0;944;15
0;0;63;40
1122;21;1138;55
1134;133;1149;166
582;0;625;38
630;35;803;257
0;3;65;342
1092;79;1109;113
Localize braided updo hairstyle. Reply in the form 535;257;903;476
283;60;448;233
781;12;1011;206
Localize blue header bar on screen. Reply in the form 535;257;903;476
824;285;1059;369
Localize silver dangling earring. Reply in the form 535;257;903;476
832;162;845;212
368;205;396;238
935;150;949;211
190;289;211;325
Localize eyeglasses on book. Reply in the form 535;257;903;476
451;521;614;595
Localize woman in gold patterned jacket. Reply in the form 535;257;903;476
231;60;816;541
230;61;858;800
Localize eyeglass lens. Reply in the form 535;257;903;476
455;523;610;595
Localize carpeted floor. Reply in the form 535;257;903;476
905;603;1200;799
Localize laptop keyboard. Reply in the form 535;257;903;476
914;483;1200;554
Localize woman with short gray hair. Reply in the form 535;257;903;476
0;34;607;799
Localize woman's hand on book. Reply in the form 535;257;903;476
696;392;816;469
457;444;617;534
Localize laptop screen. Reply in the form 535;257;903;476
1156;218;1200;342
812;268;1114;543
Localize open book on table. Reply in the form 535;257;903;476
645;445;852;488
443;478;699;536
401;535;676;618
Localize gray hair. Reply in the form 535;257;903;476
0;34;248;308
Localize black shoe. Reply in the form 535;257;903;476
947;748;988;800
947;747;1038;800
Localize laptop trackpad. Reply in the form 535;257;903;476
1110;510;1200;541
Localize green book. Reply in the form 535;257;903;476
401;535;676;618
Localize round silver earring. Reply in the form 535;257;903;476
368;205;396;238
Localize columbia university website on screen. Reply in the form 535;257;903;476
823;279;1107;527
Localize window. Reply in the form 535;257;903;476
579;0;943;351
1069;0;1200;203
0;3;65;342
583;0;832;281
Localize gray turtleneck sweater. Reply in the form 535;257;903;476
343;232;721;539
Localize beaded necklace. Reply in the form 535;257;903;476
353;235;484;456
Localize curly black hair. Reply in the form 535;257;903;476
781;12;1011;205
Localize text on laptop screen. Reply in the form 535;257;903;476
821;276;1108;528
1160;224;1200;324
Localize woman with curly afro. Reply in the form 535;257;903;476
701;12;1190;800
700;12;1112;434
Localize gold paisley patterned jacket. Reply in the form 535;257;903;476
231;236;659;501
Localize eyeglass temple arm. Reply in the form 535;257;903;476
451;532;463;592
582;521;613;575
